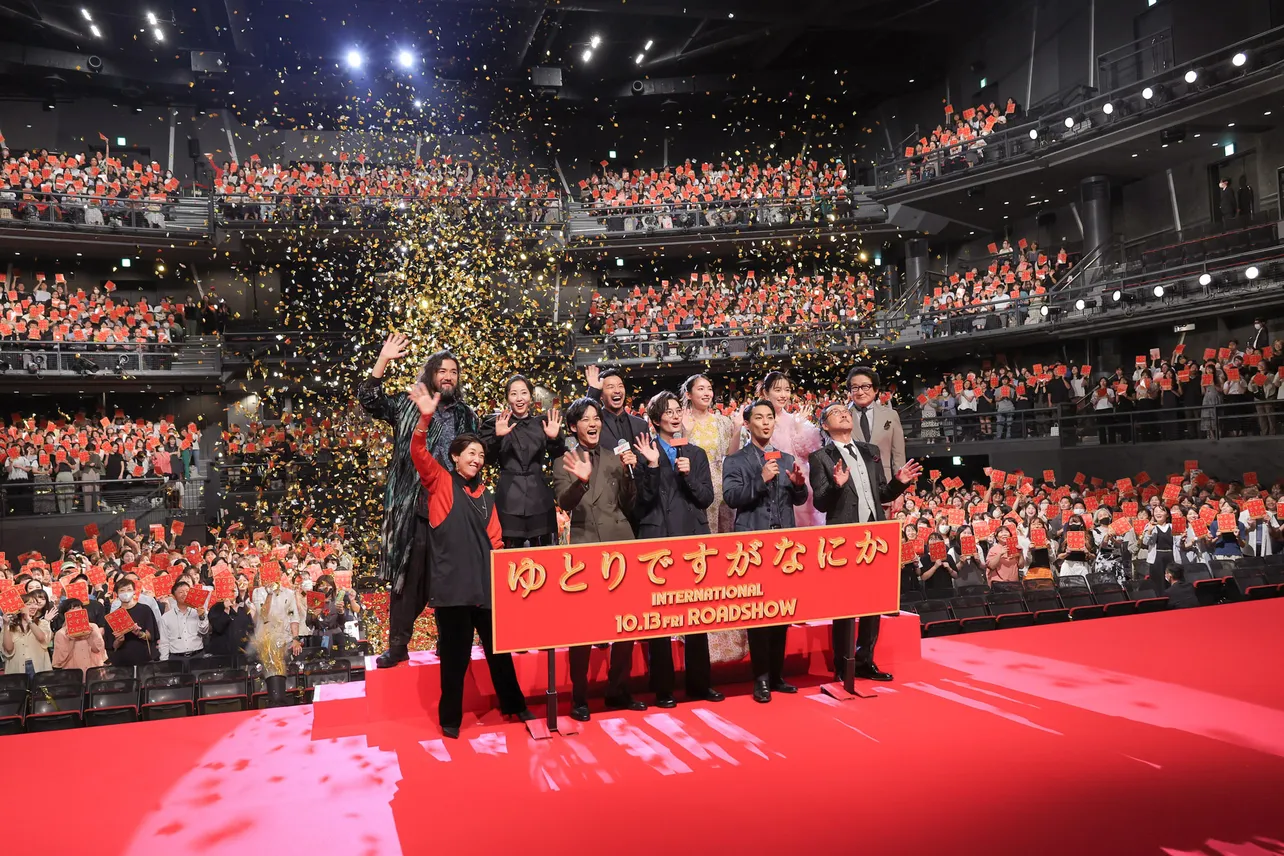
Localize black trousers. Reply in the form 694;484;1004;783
648;633;711;697
747;625;788;685
831;615;882;679
569;641;635;703
387;516;431;651
1148;557;1174;597
434;604;527;729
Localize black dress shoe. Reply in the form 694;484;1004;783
375;647;409;669
752;681;772;703
442;726;460;739
604;694;647;712
854;664;893;682
569;704;591;722
771;681;798;694
513;709;536;722
689;689;725;703
654;694;678;709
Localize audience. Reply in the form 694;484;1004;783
900;98;1022;184
0;147;180;227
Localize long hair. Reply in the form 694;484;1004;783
417;349;462;403
757;370;790;400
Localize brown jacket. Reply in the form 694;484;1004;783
553;444;636;545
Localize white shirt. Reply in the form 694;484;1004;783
1240;510;1277;557
158;604;209;658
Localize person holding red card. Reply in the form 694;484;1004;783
985;527;1023;586
2;589;52;676
105;577;159;667
52;600;106;674
158;579;209;661
1209;499;1247;558
1141;507;1181;595
406;382;532;738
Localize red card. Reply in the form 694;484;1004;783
0;587;24;615
1066;531;1086;552
259;562;282;587
1005;536;1021;557
87;565;107;586
84;523;99;539
1029;528;1048;548
82;539;98;555
305;590;326;610
900;540;917;564
1243;472;1258;486
212;574;236;601
170;520;185;537
152;574;174;600
59;535;74;551
1042;469;1055;482
333;570;352;590
1172;515;1187;535
123;519;136;532
1184;459;1198;472
1122;501;1139;517
105;607;136;635
1133;519;1147;537
101;541;117;557
947;507;966;527
1217;512;1237;534
960;534;977;555
928;540;947;562
184;585;212;610
1163;484;1181;504
150;524;165;541
1246;498;1267;519
65;580;89;604
1191;519;1209;538
1111;518;1131;536
64;608;90;636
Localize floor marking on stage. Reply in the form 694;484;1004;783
419;739;452;762
941;678;1042;708
903;682;1064;736
600;717;694;776
872;685;898;694
643;712;740;766
469;732;508;756
834;719;881;743
1122;754;1163;770
806;693;844;708
691;708;775;760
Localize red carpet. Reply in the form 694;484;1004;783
12;602;1284;856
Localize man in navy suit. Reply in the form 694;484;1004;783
633;391;725;707
723;399;809;703
810;404;921;686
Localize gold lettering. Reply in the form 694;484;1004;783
601;551;627;592
682;542;719;584
560;555;587;593
726;539;763;577
851;530;889;565
771;536;807;575
817;536;849;569
637;548;675;585
506;558;547;599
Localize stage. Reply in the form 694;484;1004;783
13;601;1284;855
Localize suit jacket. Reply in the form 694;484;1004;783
480;412;566;523
808;440;910;524
847;401;905;480
1248;326;1268;352
1166;581;1199;610
586;387;650;453
722;444;808;532
553;444;636;544
635;443;714;538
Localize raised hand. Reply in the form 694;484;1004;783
798;404;814;423
585;365;602;390
680;406;695;436
407;383;441;418
787;462;806;486
543;408;563;439
729;400;744;429
379;332;410;362
896;459;923;485
832;460;850;487
633;433;660;467
494;410;514;437
562;450;593;483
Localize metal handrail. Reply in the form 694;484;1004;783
0;340;219;375
0;189;210;231
0;475;208;517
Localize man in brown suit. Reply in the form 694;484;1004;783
846;365;905;481
553;396;644;720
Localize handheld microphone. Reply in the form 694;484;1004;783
613;439;634;478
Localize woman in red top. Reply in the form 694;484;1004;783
408;383;532;738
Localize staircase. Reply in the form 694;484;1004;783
167;197;212;233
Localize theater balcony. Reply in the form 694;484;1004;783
0;338;222;392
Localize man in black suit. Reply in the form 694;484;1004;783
723;399;809;703
1164;566;1199;609
585;365;649;454
809;404;922;687
633;391;724;708
1248;318;1269;353
1218;178;1238;226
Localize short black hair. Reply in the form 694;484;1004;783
743;398;774;423
598;367;624;383
1167;565;1186;582
565;397;601;428
503;374;532;398
846;365;880;387
646;391;681;427
448;432;485;461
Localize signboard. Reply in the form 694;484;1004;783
490;521;902;654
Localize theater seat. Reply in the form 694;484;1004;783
1057;587;1105;620
1024;589;1070;623
197;668;249;715
1232;569;1278;600
985;592;1035;628
915;600;960;637
1091;581;1136;617
1125;581;1169;613
141;673;196;720
0;674;28;736
26;670;84;732
85;678;140;726
950;595;997;632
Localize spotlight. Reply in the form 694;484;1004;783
1075;298;1086;311
1111;289;1123;302
1152;284;1165;298
115;354;130;372
345;49;363;69
72;354;99;375
1246;265;1260;280
581;49;592;62
90;23;101;37
635;53;645;65
1028;128;1038;140
1184;69;1198;84
396;49;416;69
1142;86;1155;100
590;34;602;48
152;27;163;41
145;10;158;25
81;7;92;20
1232;52;1248;68
42;98;55;112
644;39;654;50
1102;102;1114;115
413;99;423;109
1040;304;1049;317
1064;116;1075;129
1198;273;1212;286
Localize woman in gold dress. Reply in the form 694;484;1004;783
680;373;747;664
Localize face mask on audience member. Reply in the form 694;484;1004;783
118;585;136;604
938;524;950;535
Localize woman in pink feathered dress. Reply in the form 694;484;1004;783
759;371;825;528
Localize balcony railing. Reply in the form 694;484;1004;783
0;191;211;234
0;475;208;517
214;193;564;229
0;340;220;376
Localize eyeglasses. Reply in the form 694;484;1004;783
849;383;874;392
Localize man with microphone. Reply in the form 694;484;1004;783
722;398;809;703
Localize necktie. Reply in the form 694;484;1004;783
858;408;871;443
844;443;859;465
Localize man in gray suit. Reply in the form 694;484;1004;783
810;404;921;686
553;397;644;721
846;365;905;482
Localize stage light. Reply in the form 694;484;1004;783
1184;69;1198;84
581;49;592;62
1246;265;1260;280
1142;86;1155;100
590;34;602;48
1028;128;1038;140
413;99;422;109
1040;304;1049;317
1064;116;1075;129
153;27;163;41
42;98;55;111
1199;273;1212;286
1102;102;1114;115
1232;51;1248;67
346;49;363;69
636;53;644;65
396;49;416;69
1152;285;1164;298
81;7;92;20
1075;298;1087;311
145;10;158;25
120;257;132;268
1111;288;1122;302
90;23;101;37
644;39;654;50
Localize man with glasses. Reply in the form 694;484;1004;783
846;366;904;481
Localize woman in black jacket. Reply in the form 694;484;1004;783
206;573;255;664
479;374;565;548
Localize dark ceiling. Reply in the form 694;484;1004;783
0;0;990;130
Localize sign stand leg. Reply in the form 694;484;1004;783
821;620;876;701
525;648;581;739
